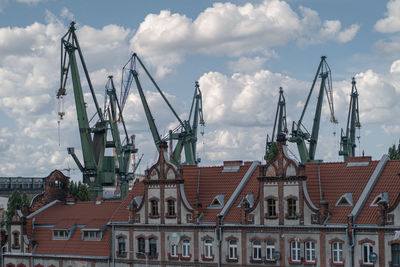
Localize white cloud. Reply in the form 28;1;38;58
374;0;400;33
16;0;47;4
131;0;359;76
228;56;268;73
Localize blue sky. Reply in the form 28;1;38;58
0;0;400;180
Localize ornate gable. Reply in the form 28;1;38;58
147;142;179;181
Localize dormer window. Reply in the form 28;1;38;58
82;230;102;241
336;193;353;207
208;194;224;209
53;229;70;240
371;192;389;207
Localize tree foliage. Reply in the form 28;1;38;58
388;141;400;160
68;181;90;201
6;190;29;222
265;142;278;161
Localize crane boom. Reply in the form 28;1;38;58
289;56;337;162
339;77;360;161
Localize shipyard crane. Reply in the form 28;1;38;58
121;53;204;166
265;87;288;161
289;56;338;162
56;22;136;199
339;77;361;161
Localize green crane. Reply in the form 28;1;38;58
289;56;337;162
339;77;361;161
121;53;204;166
56;22;137;200
265;87;288;161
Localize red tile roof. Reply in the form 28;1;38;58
304;160;378;224
29;201;120;256
110;181;144;222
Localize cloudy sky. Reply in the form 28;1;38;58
0;0;400;180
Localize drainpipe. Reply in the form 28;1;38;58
31;243;37;267
216;215;222;267
112;224;115;267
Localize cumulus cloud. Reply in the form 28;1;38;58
374;0;400;33
228;56;269;73
131;0;359;77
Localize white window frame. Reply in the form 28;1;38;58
204;239;213;259
266;240;275;261
182;239;190;257
362;243;373;264
171;243;178;257
229;240;238;260
291;241;301;262
252;240;262;260
332;242;343;263
305;241;316;262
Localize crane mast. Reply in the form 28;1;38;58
339;77;360;161
123;53;204;166
57;22;137;199
265;87;287;161
289;56;337;162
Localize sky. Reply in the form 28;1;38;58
0;0;400;180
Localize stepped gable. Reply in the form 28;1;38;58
355;159;400;224
181;161;256;223
30;170;69;213
27;201;120;256
304;157;378;224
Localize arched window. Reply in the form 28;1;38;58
182;239;190;257
252;240;261;260
204;239;213;259
287;199;297;218
228;239;238;260
267;199;277;218
171;243;178;257
138;237;145;254
117;236;126;258
266;240;275;261
290;241;301;262
151;199;159;216
362;243;373;264
332;242;343;264
167;199;176;216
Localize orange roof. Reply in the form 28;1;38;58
110;181;144;222
304;160;378;224
29;201;120;257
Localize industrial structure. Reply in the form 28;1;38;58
289;56;337;162
123;53;205;166
56;22;137;200
339;77;361;161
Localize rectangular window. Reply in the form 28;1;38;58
171;244;178;257
252;240;262;260
182;240;190;257
229;240;238;259
363;243;373;264
149;238;157;257
168;199;176;216
52;230;69;240
204;240;213;258
291;241;301;262
266;240;275;261
305;241;316;262
267;199;277;217
138;237;145;254
151;200;159;216
332;242;343;263
392;244;400;265
288;199;297;218
82;230;101;241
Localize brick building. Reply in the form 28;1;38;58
3;139;400;267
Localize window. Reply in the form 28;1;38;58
182;239;190;257
305;241;316;263
82;230;101;241
392;243;400;266
12;232;20;249
52;229;69;240
118;237;126;256
267;199;277;217
167;199;176;216
151;199;159;216
229;240;238;259
204;239;213;259
362;243;373;264
288;199;297;218
149;237;157;257
291;241;301;262
171;244;178;257
332;242;343;263
252;240;262;260
266;240;275;261
138;237;145;254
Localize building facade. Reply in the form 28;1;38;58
3;140;400;267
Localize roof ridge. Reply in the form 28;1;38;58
218;161;259;220
350;154;389;222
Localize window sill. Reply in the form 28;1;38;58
148;214;160;219
179;253;192;261
329;258;345;266
201;254;214;261
117;252;127;258
250;258;263;264
167;253;179;260
165;214;177;219
226;257;239;263
285;214;299;220
265;259;277;264
304;259;318;265
288;257;301;264
265;214;278;220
